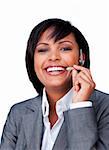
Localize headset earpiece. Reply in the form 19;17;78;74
79;49;85;66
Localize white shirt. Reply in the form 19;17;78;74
41;88;92;150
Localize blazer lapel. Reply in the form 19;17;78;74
53;120;68;150
22;96;44;150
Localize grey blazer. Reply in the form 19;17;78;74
0;89;109;150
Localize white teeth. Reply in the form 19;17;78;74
47;67;65;72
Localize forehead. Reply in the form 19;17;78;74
38;28;77;44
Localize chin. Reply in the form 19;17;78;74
46;82;71;90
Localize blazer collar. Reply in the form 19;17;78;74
22;95;44;149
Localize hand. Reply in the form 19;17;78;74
72;65;96;103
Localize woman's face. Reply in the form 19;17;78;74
34;28;79;91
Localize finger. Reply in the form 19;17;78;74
73;65;93;80
75;83;80;92
72;68;78;85
77;71;93;83
73;78;82;93
73;64;88;71
75;75;96;89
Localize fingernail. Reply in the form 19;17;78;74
73;65;77;70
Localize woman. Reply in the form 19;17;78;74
0;18;109;150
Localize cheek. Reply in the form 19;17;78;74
64;53;79;65
34;54;45;77
34;58;43;83
34;55;41;74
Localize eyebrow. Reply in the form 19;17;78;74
36;40;74;47
36;43;49;47
58;40;74;45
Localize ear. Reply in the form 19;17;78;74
79;49;85;66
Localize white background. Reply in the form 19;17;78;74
0;0;109;139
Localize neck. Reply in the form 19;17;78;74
46;89;70;128
45;86;71;128
45;86;71;105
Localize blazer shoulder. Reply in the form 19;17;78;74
92;89;109;117
93;89;109;103
10;94;42;115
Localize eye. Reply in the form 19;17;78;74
37;48;48;53
61;47;72;51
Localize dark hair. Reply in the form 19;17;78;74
25;18;90;94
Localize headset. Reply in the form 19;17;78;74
79;49;85;66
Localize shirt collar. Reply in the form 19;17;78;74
42;88;73;118
42;88;49;117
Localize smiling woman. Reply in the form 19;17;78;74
0;18;109;150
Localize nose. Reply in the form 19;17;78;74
48;50;61;61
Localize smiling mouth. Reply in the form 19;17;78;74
46;66;66;75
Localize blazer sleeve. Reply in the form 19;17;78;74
0;106;17;150
0;106;26;150
64;107;98;150
95;94;109;150
0;105;21;150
